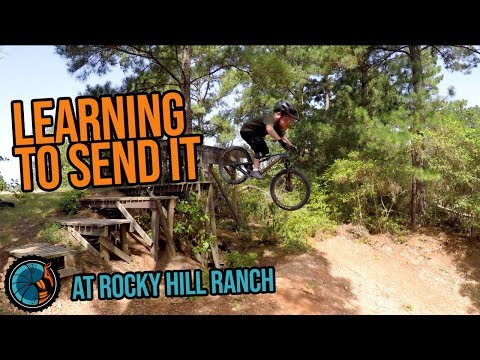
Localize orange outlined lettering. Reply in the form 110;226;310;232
111;141;137;185
55;98;79;144
10;90;202;191
179;135;202;181
68;143;92;189
163;90;185;137
32;99;55;145
11;101;34;146
77;97;101;142
35;145;60;191
12;146;36;192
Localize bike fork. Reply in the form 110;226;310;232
284;158;293;192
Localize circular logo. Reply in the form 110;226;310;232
4;255;61;312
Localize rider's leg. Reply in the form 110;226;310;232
252;158;260;171
240;131;268;179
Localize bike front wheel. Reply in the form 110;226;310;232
218;146;253;185
270;168;311;210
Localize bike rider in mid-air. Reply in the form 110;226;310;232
240;100;299;179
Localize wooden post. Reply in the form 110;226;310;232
156;200;176;258
66;226;101;258
231;166;238;219
99;236;110;262
232;185;238;220
167;198;176;249
116;201;152;247
151;208;160;261
64;254;76;269
120;223;129;256
209;166;240;225
207;182;221;268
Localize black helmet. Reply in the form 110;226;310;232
273;100;299;120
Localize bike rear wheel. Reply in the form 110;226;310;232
270;168;311;210
218;146;253;185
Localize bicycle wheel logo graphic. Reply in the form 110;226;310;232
4;255;61;312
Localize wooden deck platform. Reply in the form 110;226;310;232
116;182;213;196
58;217;136;264
80;196;177;209
79;196;178;262
8;243;80;278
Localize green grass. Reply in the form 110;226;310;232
0;192;65;247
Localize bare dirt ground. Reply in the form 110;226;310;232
2;218;480;315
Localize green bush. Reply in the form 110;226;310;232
234;181;336;253
322;151;408;233
224;250;258;267
59;190;86;214
174;191;215;257
39;222;64;244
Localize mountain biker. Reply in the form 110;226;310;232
240;100;299;179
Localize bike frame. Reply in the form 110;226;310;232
258;153;290;175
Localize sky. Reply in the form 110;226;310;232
1;45;480;184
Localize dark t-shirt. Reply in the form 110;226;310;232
240;114;285;138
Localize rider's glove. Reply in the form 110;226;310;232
278;139;289;150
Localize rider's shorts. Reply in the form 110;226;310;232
240;131;269;159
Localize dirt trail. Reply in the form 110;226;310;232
1;224;479;315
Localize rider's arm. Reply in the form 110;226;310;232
265;124;282;141
281;134;293;147
266;125;291;149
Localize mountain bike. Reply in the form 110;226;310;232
218;146;311;211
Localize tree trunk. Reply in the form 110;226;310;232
322;77;330;111
409;45;426;228
181;45;193;134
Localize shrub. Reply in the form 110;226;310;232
59;190;86;214
224;250;258;267
39;222;64;244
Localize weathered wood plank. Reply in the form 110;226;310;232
72;227;108;237
151;208;160;261
9;243;77;258
99;236;110;262
98;237;133;263
64;254;76;268
58;218;132;227
120;224;129;256
129;232;150;247
167;199;176;252
155;200;176;258
207;179;220;268
66;226;101;258
116;201;152;247
210;168;240;225
58;267;81;278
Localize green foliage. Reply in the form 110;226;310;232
56;44;480;234
236;182;335;253
280;185;337;250
0;174;7;191
39;222;64;244
425;102;480;231
59;190;86;215
174;191;215;257
0;156;8;191
224;250;258;268
323;151;408;233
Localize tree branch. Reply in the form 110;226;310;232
112;45;181;85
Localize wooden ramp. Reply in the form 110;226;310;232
8;243;80;278
80;196;178;261
58;218;136;264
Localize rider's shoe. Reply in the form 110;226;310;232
250;170;263;179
